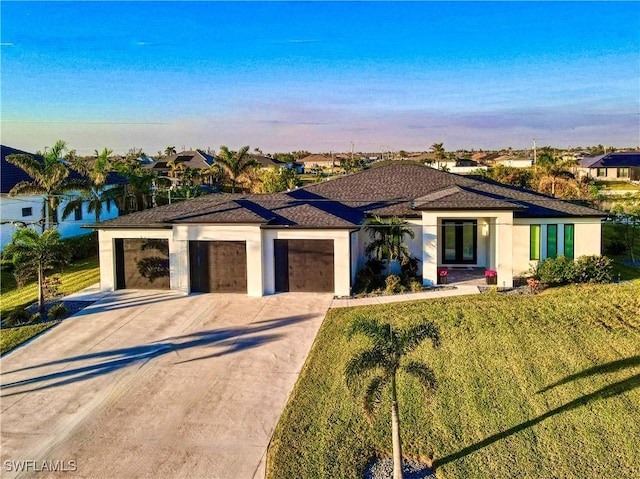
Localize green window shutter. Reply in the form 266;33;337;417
547;224;558;259
564;224;575;259
530;225;540;260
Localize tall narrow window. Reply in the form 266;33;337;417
564;224;575;259
74;206;83;221
547;224;557;259
530;225;540;260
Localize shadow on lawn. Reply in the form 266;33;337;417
0;313;316;398
433;355;640;468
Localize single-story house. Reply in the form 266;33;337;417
145;150;217;186
1;145;122;250
300;154;338;171
580;152;640;182
93;164;604;297
493;156;533;169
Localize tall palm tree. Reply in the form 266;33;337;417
345;316;440;479
3;228;70;318
430;143;446;162
365;216;416;276
6;140;87;231
215;145;259;193
165;145;177;157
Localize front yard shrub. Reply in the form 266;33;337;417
47;302;69;321
384;274;405;294
4;308;31;327
409;280;424;292
572;255;612;283
531;255;613;286
354;258;385;294
30;312;42;323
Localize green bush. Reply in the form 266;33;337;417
4;308;31;326
573;255;612;283
354;259;385;294
62;233;98;261
409;280;424;292
30;312;42;324
531;255;612;286
47;302;69;321
384;274;405;294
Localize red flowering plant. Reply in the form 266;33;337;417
484;269;497;278
438;269;448;277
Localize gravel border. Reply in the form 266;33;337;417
364;457;436;479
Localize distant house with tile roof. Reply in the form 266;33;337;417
92;164;604;296
300;154;338;171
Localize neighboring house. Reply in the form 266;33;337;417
145;150;217;185
93;164;603;297
0;145;121;249
493;156;533;169
300;154;338;171
427;159;487;174
581;152;640;182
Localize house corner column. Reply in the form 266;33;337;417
169;234;190;294
334;232;351;297
496;212;514;288
246;228;264;297
98;230;115;291
421;212;438;286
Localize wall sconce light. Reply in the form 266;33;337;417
482;223;489;236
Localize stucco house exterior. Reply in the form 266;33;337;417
0;145;122;250
579;152;640;182
93;164;604;297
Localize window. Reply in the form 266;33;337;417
74;206;83;221
530;225;540;260
596;168;607;177
617;167;629;178
564;224;575;259
547;225;558;259
21;207;33;217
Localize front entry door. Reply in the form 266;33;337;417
442;220;477;264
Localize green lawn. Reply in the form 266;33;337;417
1;256;100;315
595;181;640;191
267;282;640;478
1;256;100;355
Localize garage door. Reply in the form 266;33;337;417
274;239;334;293
115;238;170;289
189;241;247;293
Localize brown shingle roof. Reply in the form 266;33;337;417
95;164;604;229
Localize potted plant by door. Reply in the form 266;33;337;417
485;269;498;285
438;269;448;285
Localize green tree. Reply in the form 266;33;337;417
536;147;576;196
216;145;259;193
365;216;416;276
63;148;115;224
165;145;177;157
6;140;87;231
430;143;446;162
258;167;301;193
345;316;440;479
3;229;70;318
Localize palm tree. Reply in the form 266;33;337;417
345;316;440;479
165;145;177;157
3;229;70;318
365;216;416;276
6;140;87;231
215;145;259;193
536;147;576;196
63;148;116;224
430;143;446;162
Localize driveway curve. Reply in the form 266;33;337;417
1;290;332;479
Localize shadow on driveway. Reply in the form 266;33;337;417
1;313;317;398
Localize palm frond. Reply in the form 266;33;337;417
346;315;388;342
5;154;43;180
402;362;438;393
61;198;84;220
344;349;386;392
362;374;391;421
8;181;46;196
399;321;441;354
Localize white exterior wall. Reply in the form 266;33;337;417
262;228;352;297
1;194;118;250
512;218;602;276
496;159;533;168
421;210;514;287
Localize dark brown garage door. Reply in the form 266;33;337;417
115;238;170;289
274;239;334;292
189;241;247;293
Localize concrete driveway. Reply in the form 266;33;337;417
0;290;333;479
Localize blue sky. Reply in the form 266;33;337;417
1;1;638;154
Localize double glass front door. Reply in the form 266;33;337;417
442;220;477;264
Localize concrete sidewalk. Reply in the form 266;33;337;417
330;285;481;308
